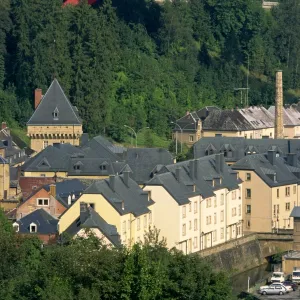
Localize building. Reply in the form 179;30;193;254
193;137;300;165
13;209;58;244
58;172;154;248
64;204;121;247
262;1;279;10
231;151;300;233
27;79;83;153
16;179;86;220
144;154;243;253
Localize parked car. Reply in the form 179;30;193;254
270;271;285;283
283;280;298;291
259;285;287;295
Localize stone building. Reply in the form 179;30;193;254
27;79;83;153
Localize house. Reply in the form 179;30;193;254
144;154;243;253
27;79;83;153
193;137;300;165
64;203;121;247
126;148;174;185
172;106;220;147
231;151;300;233
16;179;86;220
58;172;154;247
63;0;98;6
13;209;58;244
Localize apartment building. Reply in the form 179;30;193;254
232;150;300;233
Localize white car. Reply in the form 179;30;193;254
259;283;290;292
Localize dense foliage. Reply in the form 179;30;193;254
0;0;299;140
0;210;233;299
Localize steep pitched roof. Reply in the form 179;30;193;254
16;209;58;234
290;207;300;218
27;79;82;125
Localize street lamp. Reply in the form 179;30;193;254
171;121;182;154
124;125;137;148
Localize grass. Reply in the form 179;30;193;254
10;127;30;148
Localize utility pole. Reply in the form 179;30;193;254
246;53;250;107
234;88;249;107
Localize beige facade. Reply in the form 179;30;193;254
28;125;82;153
0;162;10;200
58;193;153;248
236;170;298;233
202;128;274;139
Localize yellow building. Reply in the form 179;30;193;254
232;151;300;233
27;79;83;153
58;172;154;248
0;156;10;200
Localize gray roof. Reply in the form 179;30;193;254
84;174;154;217
232;152;300;187
65;206;121;246
193;137;300;163
27;79;82;125
290;207;300;218
203;109;253;131
126;148;173;184
239;107;274;129
16;209;58;234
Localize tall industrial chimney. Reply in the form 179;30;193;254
275;71;284;139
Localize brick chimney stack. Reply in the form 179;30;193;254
1;122;7;130
275;71;284;139
34;88;43;109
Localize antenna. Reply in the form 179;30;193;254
234;88;250;107
246;54;250;107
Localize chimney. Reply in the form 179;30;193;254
49;184;56;197
1;122;6;130
109;175;115;192
175;167;181;182
267;150;276;165
186;111;190;116
67;195;72;206
189;160;194;180
220;153;224;173
275;71;284;139
34;88;43;109
194;159;198;179
215;154;221;173
123;171;130;187
287;153;297;167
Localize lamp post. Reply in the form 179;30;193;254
124;125;137;148
171;121;181;154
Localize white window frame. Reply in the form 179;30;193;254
30;222;37;233
37;198;49;206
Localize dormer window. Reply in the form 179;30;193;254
74;165;80;170
53;107;59;120
13;222;19;232
30;222;37;233
100;165;107;171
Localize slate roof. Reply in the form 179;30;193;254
203;109;254;131
232;152;300;187
193;137;300;163
290;207;300;218
27;79;82;125
65;206;121;246
239;107;274;129
84;174;154;217
126;148;173;184
269;106;300;127
16;209;58;234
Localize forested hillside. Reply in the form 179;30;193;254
0;0;299;141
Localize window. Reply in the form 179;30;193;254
194;201;197;213
214;197;217;207
189;135;194;142
137;218;140;231
277;204;280;214
220;210;224;222
246;189;251;199
277;189;279;198
182;224;186;236
13;223;19;232
220;194;224;205
30;223;37;233
246;173;251;181
286;202;290;211
238;204;241;216
182;205;186;218
232;190;236;200
194;237;198;249
286;187;290;197
74;164;80;170
194;219;198;230
189;221;192;230
43;141;48;149
246;205;251;214
232;207;237;217
213;230;217;242
144;215;147;228
220;227;224;239
122;221;126;234
37;198;49;206
206;216;211;225
206;198;211;208
99;165;107;171
189;203;192;212
214;213;217;224
294;186;297;194
247;220;251;228
149;211;152;224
